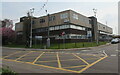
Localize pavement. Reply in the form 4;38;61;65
1;43;119;74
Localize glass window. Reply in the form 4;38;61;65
60;13;68;19
82;27;86;30
60;25;64;29
73;14;78;19
32;20;35;24
40;18;45;23
70;25;76;29
78;35;82;39
89;20;91;24
76;26;83;30
54;26;59;30
64;25;70;29
49;16;55;21
49;27;54;31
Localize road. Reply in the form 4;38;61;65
1;43;119;74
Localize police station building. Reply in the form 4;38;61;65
15;10;113;44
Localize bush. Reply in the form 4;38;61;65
1;68;17;75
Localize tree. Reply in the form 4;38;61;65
0;19;16;45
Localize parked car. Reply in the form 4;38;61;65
111;38;120;44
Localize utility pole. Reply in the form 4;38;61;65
93;8;99;45
45;10;50;48
29;8;35;48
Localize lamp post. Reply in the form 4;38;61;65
29;8;34;48
45;10;50;48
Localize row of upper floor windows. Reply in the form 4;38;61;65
38;13;91;24
49;25;86;31
33;24;88;33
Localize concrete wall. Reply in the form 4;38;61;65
33;10;70;29
15;22;23;32
69;10;92;28
98;22;112;34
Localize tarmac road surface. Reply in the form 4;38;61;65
2;43;119;74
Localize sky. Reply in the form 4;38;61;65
1;0;119;35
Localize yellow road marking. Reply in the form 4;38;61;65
37;59;80;63
73;53;90;65
32;52;45;64
2;52;108;73
84;58;99;60
63;65;87;68
3;51;21;58
79;53;101;57
56;52;62;68
78;56;108;73
3;58;79;73
15;51;33;61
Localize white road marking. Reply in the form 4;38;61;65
110;54;117;56
115;50;120;52
102;50;108;56
82;50;90;51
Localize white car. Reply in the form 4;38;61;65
111;38;120;44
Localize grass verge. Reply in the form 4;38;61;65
4;42;108;49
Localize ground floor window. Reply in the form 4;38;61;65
54;34;88;39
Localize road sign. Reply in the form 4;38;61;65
61;32;65;36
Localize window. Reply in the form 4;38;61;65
78;35;82;39
70;25;76;29
49;16;55;21
17;32;23;35
49;26;54;31
32;20;35;24
64;25;70;29
73;14;78;19
89;20;91;24
60;25;64;29
103;27;105;29
40;18;45;23
81;35;86;39
82;27;86;30
76;26;83;30
60;13;68;19
54;26;59;30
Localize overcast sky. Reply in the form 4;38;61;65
1;0;119;35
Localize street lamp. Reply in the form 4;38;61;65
93;8;97;17
29;8;34;48
45;10;50;48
